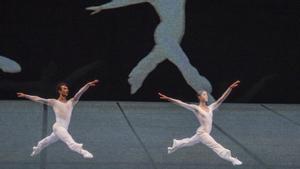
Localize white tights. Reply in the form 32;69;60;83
31;123;93;158
168;131;242;165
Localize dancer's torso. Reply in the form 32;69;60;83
51;100;74;129
194;106;213;134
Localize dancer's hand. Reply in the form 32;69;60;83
17;92;26;98
229;80;240;89
86;6;103;15
158;92;170;100
88;80;99;87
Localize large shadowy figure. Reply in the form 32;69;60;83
86;0;213;98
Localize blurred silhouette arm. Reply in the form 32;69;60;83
86;0;148;15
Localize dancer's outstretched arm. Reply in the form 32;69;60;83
210;80;240;110
158;92;196;112
17;93;55;106
86;0;148;15
72;80;99;104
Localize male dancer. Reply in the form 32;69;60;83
17;80;99;158
158;80;242;165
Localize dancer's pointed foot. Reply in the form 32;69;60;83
81;150;93;159
167;147;176;154
167;139;178;154
167;147;172;154
231;157;242;166
30;146;41;157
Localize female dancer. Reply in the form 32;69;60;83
158;80;242;165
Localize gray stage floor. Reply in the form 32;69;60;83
0;101;299;169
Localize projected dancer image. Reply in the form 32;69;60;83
86;0;212;96
0;55;21;73
17;80;99;158
158;80;242;166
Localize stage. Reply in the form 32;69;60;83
0;101;299;169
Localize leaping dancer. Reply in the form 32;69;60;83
86;0;212;97
17;80;99;158
158;80;242;166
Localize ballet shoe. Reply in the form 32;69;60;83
231;157;242;166
81;150;93;159
30;146;40;156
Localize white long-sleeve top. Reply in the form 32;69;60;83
24;84;90;129
170;99;218;134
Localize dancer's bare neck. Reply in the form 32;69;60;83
58;95;67;103
198;101;207;108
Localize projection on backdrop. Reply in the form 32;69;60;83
86;0;213;96
0;55;21;73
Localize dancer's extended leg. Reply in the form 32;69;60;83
53;123;93;158
199;132;242;165
168;133;201;154
31;133;58;156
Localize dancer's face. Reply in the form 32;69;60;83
198;91;208;102
58;85;69;97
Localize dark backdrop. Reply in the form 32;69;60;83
0;0;299;103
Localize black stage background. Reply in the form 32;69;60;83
0;0;299;102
